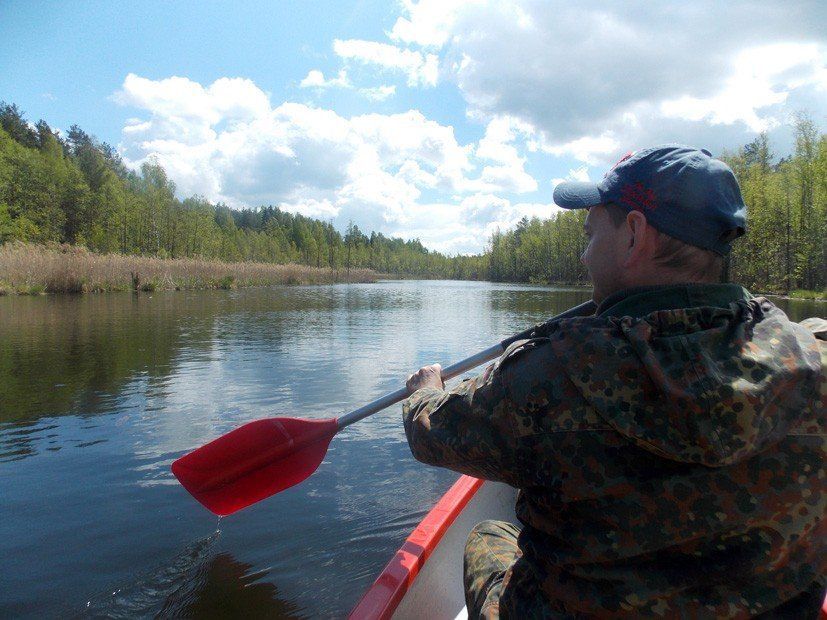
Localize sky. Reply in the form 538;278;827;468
1;0;826;254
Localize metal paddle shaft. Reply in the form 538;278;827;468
335;298;596;430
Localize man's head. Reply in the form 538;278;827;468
553;145;746;303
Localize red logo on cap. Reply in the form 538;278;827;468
620;182;657;212
613;151;634;169
604;151;634;179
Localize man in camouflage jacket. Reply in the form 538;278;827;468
403;146;825;618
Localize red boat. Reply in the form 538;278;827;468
351;476;827;619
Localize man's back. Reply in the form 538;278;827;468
404;284;825;616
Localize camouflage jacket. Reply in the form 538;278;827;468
403;283;825;618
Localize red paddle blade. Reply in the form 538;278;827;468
171;417;339;516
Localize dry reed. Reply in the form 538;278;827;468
0;242;377;295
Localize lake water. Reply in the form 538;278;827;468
0;281;823;618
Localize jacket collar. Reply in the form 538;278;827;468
596;283;753;319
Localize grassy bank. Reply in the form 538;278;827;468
0;242;377;295
757;288;827;301
785;289;827;300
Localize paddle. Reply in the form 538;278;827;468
172;299;596;516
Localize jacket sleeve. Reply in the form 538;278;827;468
799;317;827;341
402;340;538;487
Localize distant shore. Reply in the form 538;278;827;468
1;243;824;300
0;242;378;295
772;290;827;301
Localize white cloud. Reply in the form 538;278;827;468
360;85;396;101
388;193;561;255
299;69;350;89
388;0;532;49
468;116;538;192
469;163;537;194
277;197;341;219
116;74;540;252
659;43;825;132
374;0;827;166
551;166;591;193
460;193;510;225
512;200;562;221
114;73;270;125
349;110;472;190
475;116;533;163
333;39;439;87
299;69;396;101
388;0;470;48
538;132;620;166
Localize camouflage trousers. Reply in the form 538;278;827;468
463;521;826;618
463;520;521;619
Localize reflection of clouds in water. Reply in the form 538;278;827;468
1;281;602;618
131;283;508;482
140;281;591;463
80;286;583;561
102;282;591;482
127;360;233;468
333;281;507;440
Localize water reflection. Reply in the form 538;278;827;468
3;284;814;432
81;530;224;619
81;530;305;620
159;553;304;619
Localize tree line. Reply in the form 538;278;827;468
0;101;477;278
1;101;824;293
722;118;825;293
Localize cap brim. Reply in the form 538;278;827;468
553;181;602;209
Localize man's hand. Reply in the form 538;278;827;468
406;363;444;394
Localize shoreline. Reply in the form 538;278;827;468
0;242;378;295
754;289;827;302
1;243;824;301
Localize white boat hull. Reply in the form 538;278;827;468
350;477;517;620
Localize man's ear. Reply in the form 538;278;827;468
623;210;652;265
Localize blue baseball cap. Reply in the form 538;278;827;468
552;144;747;255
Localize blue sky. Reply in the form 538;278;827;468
2;0;826;253
2;2;400;136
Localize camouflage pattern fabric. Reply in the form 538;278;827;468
403;283;825;618
463;520;521;619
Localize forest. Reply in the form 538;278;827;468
0;102;477;280
1;101;824;295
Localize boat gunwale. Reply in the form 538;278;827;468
349;475;483;619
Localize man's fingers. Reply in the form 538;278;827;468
406;364;445;394
410;364;441;377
